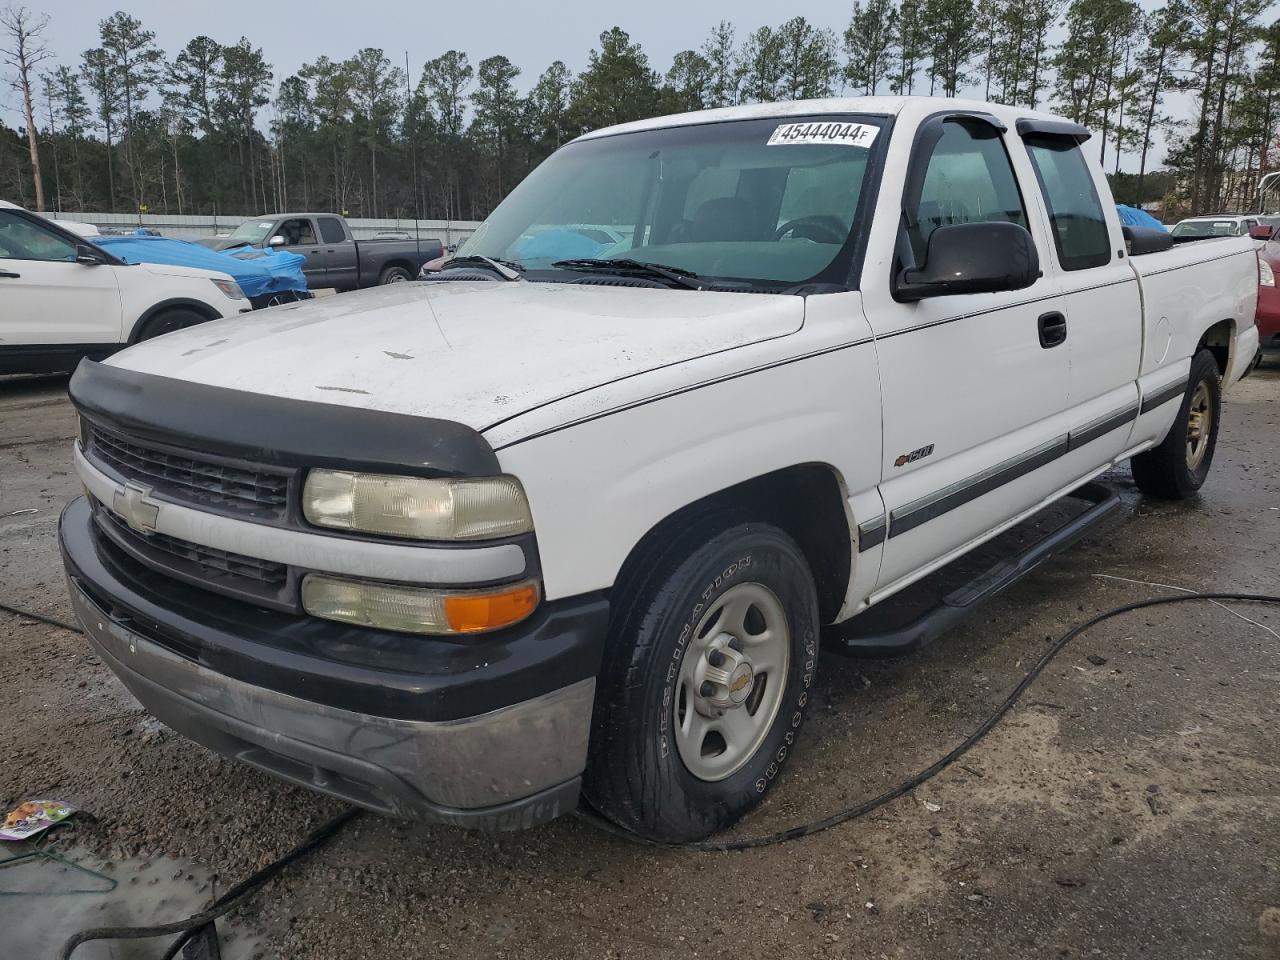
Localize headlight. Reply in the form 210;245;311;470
1261;256;1275;287
302;574;540;634
303;470;533;540
211;278;246;300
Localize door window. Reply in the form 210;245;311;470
1024;136;1111;270
318;217;346;244
0;211;78;262
906;121;1028;264
276;218;316;247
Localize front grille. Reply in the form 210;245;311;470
87;422;291;520
94;504;295;611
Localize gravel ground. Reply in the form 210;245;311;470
2;360;1278;959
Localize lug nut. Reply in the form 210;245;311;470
728;638;743;652
707;650;726;667
699;681;716;698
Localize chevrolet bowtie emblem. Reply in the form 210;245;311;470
113;481;160;534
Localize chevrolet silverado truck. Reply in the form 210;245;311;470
197;212;443;289
0;201;250;376
60;98;1259;842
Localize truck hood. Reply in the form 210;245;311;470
106;280;805;431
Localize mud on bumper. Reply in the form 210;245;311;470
60;496;608;830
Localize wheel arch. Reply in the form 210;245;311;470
378;259;416;280
127;298;221;344
1197;317;1236;377
609;462;856;626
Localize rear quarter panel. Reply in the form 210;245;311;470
1129;237;1256;380
1126;237;1257;446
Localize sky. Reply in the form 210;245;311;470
3;0;1184;173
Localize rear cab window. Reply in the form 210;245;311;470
1023;136;1111;270
319;217;347;244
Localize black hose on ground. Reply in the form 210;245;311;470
56;807;362;960
0;600;81;633
573;592;1280;852
1;591;1276;955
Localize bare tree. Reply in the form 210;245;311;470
0;4;51;210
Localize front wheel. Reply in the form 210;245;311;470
1131;347;1222;499
584;518;819;842
135;307;210;342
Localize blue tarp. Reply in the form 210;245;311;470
1115;204;1167;231
93;234;309;298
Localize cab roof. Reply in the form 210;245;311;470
573;96;1081;144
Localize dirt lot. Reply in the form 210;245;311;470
2;362;1279;960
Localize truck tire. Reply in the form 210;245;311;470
378;265;413;284
135;307;210;342
1131;347;1222;499
584;517;820;842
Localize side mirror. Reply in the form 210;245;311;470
269;235;286;247
894;222;1039;302
1249;224;1274;240
75;244;104;266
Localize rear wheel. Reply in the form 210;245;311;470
378;265;412;284
584;517;819;842
135;307;210;342
1131;347;1222;499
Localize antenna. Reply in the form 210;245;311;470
406;51;421;238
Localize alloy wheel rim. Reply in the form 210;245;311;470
1186;380;1213;470
673;582;790;782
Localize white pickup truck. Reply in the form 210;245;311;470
59;97;1259;842
0;201;249;375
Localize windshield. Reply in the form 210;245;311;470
228;219;277;244
457;115;886;288
1171;219;1242;238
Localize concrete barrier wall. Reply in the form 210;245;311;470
50;211;482;245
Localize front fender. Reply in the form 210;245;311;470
494;338;882;603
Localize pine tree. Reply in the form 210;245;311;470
702;21;740;107
844;0;899;96
924;0;979;96
774;17;839;100
738;26;783;102
99;11;163;210
566;28;662;132
1133;2;1187;203
665;50;714;113
891;0;929;94
346;48;402;218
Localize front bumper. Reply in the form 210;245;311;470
60;496;609;829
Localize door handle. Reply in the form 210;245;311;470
0;270;20;278
1038;311;1067;348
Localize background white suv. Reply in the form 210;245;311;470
0;201;249;376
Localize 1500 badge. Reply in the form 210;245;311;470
894;444;935;468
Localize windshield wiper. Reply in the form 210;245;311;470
552;258;701;290
440;255;524;281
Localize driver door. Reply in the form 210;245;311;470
863;115;1072;594
0;209;122;349
275;217;327;287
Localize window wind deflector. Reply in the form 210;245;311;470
1016;118;1092;144
942;111;1007;132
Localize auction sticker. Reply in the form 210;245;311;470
767;121;878;148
